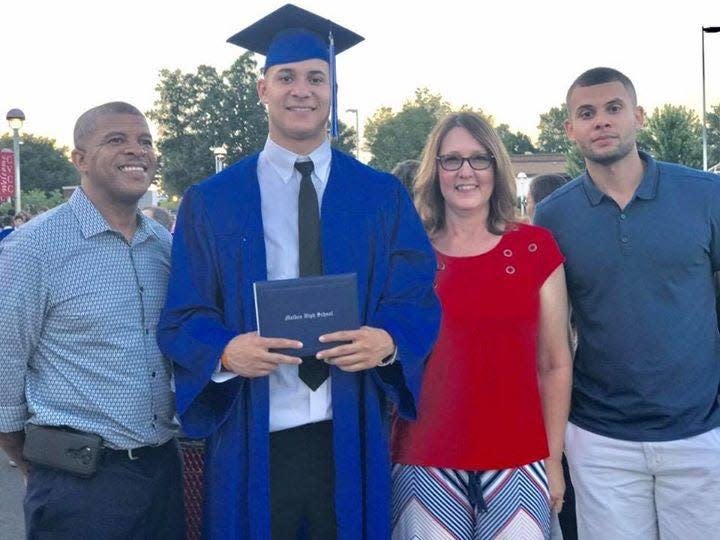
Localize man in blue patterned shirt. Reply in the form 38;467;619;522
0;102;184;539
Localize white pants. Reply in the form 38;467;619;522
564;422;720;540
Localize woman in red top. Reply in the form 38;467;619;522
391;112;572;540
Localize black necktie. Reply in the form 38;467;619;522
295;160;328;390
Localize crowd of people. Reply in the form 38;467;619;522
0;210;42;242
1;5;719;540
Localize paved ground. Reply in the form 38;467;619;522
0;454;24;540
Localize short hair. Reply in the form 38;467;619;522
529;174;568;205
414;111;517;236
74;102;145;150
566;67;637;109
142;206;175;232
391;159;420;193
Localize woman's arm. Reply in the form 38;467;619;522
537;264;573;513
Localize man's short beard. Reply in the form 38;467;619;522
584;140;636;166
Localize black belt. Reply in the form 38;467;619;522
102;439;175;462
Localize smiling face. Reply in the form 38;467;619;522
565;81;644;166
71;113;157;208
437;126;495;218
257;58;331;154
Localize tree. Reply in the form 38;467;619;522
148;53;267;196
535;104;585;178
0;189;66;216
637;104;702;169
537;105;571;154
333;121;357;156
496;124;535;154
705;102;720;169
565;144;586;178
364;89;453;172
0;134;79;193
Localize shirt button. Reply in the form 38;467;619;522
151;371;156;378
139;286;144;292
145;328;150;335
621;236;629;243
153;414;158;421
620;214;627;220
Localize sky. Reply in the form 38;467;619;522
1;0;719;153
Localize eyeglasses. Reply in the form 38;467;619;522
436;154;494;171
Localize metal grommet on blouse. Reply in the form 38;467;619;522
503;249;513;257
528;243;538;252
505;265;516;275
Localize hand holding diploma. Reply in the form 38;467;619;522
221;331;303;377
316;326;394;372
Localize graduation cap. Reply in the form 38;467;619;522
227;4;364;140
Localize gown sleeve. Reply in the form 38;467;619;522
157;185;244;437
368;182;441;420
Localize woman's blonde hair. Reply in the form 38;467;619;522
414;111;517;236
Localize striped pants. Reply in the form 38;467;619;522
392;462;551;540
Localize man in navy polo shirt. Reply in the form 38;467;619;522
534;67;720;540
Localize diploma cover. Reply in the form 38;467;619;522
253;273;360;356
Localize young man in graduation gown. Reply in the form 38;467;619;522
157;5;440;539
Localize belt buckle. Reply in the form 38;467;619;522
126;448;140;461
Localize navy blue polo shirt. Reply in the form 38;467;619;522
535;152;720;441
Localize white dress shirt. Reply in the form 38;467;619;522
212;136;333;432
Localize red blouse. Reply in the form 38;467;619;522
392;223;564;470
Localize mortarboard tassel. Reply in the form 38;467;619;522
328;30;339;140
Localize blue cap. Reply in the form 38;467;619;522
262;28;330;69
227;4;364;139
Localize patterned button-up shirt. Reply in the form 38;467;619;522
0;188;177;449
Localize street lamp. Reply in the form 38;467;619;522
516;172;529;216
702;26;720;171
6;108;25;213
345;108;360;158
211;146;228;173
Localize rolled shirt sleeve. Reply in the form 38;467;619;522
0;234;46;431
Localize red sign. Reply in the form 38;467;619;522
0;149;15;201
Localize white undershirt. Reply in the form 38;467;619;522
212;136;333;432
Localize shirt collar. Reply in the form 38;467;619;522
68;187;158;242
262;136;332;184
581;150;659;206
135;211;159;243
634;151;659;200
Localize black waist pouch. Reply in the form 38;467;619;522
23;424;102;478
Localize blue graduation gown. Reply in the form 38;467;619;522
158;149;440;539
